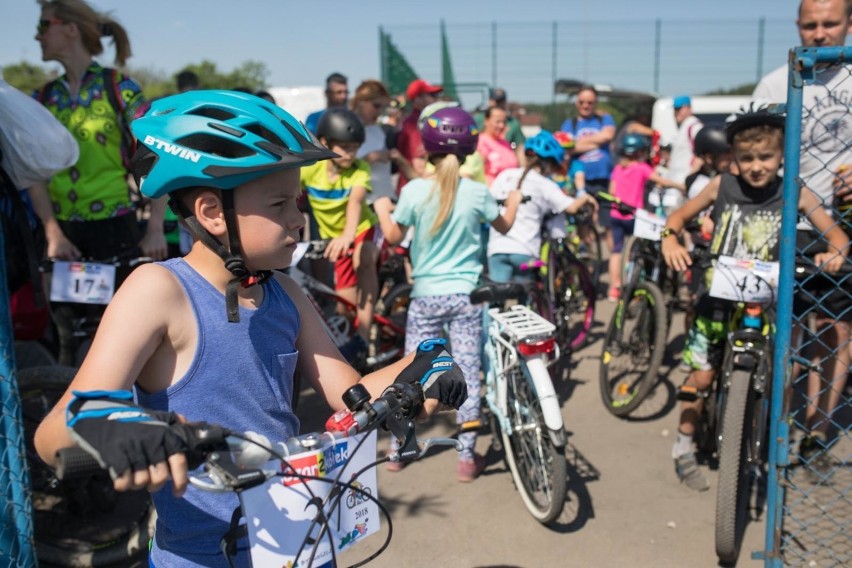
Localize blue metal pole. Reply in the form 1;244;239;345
0;217;37;567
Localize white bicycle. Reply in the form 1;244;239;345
470;281;568;524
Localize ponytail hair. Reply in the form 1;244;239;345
428;154;461;236
39;0;133;66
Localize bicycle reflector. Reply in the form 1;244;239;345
518;336;556;356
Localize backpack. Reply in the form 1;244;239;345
0;157;45;300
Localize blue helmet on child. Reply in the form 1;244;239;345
131;90;335;199
620;133;650;155
524;130;566;162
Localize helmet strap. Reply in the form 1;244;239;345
169;193;272;323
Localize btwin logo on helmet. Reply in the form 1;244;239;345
143;135;202;163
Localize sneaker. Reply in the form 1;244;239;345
799;435;832;485
674;452;709;492
607;286;620;303
385;459;407;473
457;453;486;483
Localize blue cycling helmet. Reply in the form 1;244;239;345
524;130;565;162
621;133;650;155
131;91;336;323
131;90;335;199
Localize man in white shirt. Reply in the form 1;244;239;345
667;95;703;185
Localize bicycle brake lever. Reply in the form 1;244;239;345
418;437;463;454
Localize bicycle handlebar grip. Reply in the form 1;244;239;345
55;446;107;480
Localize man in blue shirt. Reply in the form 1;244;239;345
305;72;349;134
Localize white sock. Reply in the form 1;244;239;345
672;431;693;459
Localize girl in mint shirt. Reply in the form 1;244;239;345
373;107;521;482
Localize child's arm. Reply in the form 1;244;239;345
661;175;721;271
372;196;407;245
34;264;189;494
564;193;598;216
648;172;686;193
799;187;850;273
326;185;367;262
490;188;523;234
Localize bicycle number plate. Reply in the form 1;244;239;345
239;431;379;567
709;256;780;303
633;209;666;242
49;261;116;304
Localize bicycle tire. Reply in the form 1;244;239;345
620;235;644;291
715;368;753;565
549;251;596;351
368;283;411;370
523;283;553;322
572;221;602;285
18;366;155;566
598;281;667;417
500;363;567;524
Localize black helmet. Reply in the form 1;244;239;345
725;101;785;144
316;107;365;144
693;126;731;157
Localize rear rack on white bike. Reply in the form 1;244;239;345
488;305;555;341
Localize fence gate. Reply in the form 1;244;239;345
763;45;852;567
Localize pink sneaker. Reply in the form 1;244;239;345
457;453;486;483
607;286;620;302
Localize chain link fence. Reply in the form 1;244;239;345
380;18;797;105
0;222;37;567
765;46;852;567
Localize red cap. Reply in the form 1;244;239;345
406;79;442;102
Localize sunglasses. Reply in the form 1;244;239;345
37;18;64;34
370;101;387;110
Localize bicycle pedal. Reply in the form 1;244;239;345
458;419;483;433
676;385;699;402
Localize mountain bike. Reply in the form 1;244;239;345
470;281;568;524
564;203;603;286
56;381;460;568
596;197;669;417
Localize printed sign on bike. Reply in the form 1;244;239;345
708;256;780;304
239;431;379;567
49;261;116;304
633;209;666;242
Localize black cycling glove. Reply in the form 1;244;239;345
66;390;187;480
396;338;468;410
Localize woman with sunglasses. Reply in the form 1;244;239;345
31;0;164;366
351;79;414;203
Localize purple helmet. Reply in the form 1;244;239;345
419;107;479;158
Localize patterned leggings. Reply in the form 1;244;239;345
403;293;483;461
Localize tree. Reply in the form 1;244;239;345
2;62;57;94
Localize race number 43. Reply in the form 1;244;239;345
49;261;116;305
709;256;780;304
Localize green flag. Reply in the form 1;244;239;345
440;20;458;101
380;30;419;98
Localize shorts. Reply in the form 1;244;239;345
682;296;731;371
487;253;536;284
334;227;375;291
610;218;635;253
793;230;852;321
586;179;612;229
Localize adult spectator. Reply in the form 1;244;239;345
305;72;348;134
667;95;703;184
559;85;616;239
30;0;164;366
396;78;442;192
476;87;526;164
351;79;413;203
477;106;519;186
175;69;199;93
753;0;852;478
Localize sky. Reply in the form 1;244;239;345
2;0;803;106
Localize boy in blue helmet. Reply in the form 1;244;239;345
34;90;469;567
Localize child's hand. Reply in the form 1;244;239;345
567;193;598;215
372;196;395;219
396;338;468;417
834;164;852;205
325;235;354;262
66;390;190;497
505;188;523;209
814;250;846;274
662;236;691;272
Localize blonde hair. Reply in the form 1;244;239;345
428;154;461;236
39;0;133;66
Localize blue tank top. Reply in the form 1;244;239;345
135;258;301;568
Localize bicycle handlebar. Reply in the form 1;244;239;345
55;381;462;485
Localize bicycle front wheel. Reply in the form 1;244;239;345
598;281;667;417
500;364;567;524
715;369;753;565
549;252;596;351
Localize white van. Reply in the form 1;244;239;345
651;95;752;145
265;86;325;123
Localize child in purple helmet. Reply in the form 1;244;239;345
373;107;523;481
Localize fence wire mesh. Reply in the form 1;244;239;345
769;46;852;568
